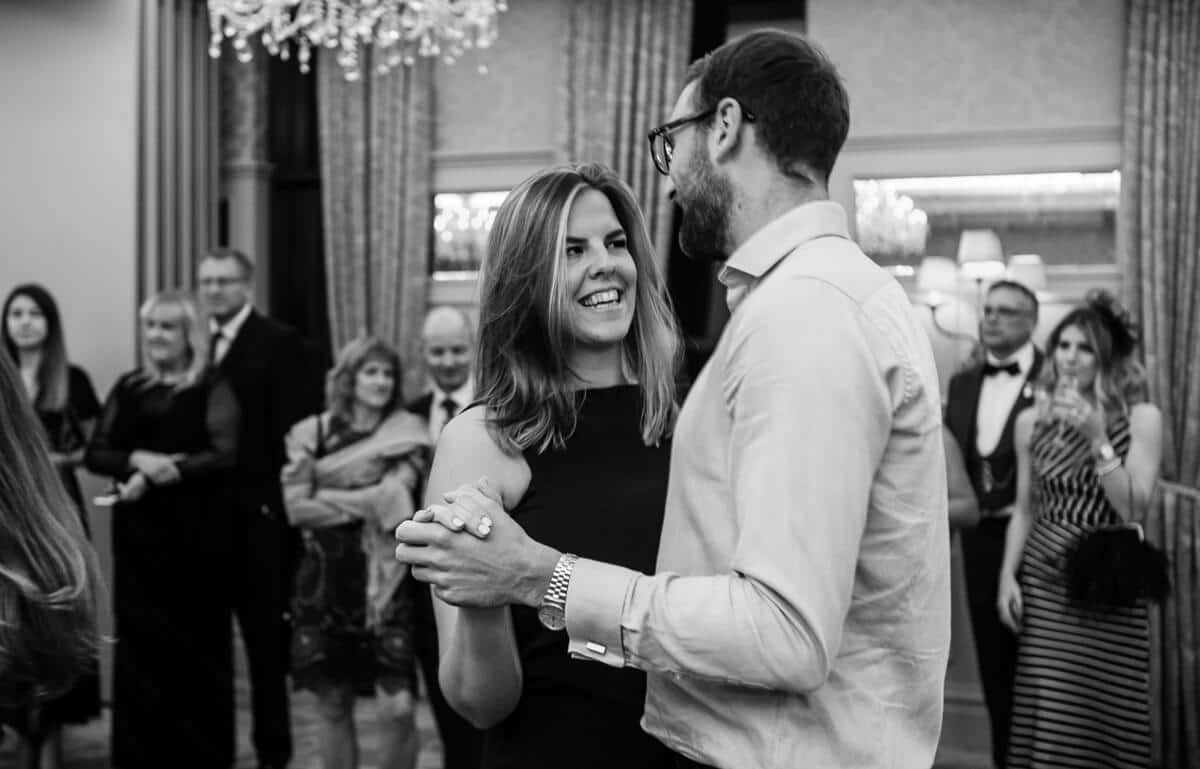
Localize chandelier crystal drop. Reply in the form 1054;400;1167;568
207;0;509;81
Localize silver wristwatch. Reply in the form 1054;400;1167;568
537;553;578;631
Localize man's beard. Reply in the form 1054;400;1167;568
676;153;733;263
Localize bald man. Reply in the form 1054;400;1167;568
405;305;481;769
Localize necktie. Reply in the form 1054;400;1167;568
982;361;1021;377
209;329;225;365
441;396;459;422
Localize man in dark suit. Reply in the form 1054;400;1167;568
944;279;1042;769
405;305;482;769
199;247;314;769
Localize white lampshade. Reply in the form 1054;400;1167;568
916;256;959;297
957;229;1006;281
1006;253;1047;292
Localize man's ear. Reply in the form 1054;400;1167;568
710;96;750;163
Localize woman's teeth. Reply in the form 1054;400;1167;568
581;289;621;308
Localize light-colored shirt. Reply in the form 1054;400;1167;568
427;381;473;441
975;342;1035;456
209;302;253;365
564;201;951;769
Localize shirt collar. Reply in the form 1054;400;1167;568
434;380;473;407
210;302;253;339
985;341;1035;374
717;201;850;311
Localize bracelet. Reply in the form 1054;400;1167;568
1095;456;1122;477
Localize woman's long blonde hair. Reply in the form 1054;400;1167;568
139;290;208;388
0;351;101;706
475;163;682;453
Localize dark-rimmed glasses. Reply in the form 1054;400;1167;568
647;104;757;175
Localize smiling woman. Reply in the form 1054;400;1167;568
401;162;683;769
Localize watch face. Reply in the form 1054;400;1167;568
538;605;566;631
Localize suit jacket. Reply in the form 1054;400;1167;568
214;310;315;512
945;348;1044;512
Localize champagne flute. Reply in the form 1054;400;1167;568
1053;373;1079;447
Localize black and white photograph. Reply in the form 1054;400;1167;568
1;1;1197;768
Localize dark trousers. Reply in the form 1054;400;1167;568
410;579;483;769
960;516;1019;769
232;506;297;767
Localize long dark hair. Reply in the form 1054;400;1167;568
474;163;682;453
0;350;101;707
2;284;70;412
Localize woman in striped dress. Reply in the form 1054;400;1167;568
996;290;1162;769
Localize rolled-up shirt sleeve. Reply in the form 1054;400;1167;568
566;280;893;693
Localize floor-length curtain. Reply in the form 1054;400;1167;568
563;0;693;271
1118;1;1200;765
318;54;433;397
138;0;219;299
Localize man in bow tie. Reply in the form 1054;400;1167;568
944;278;1043;769
404;304;482;769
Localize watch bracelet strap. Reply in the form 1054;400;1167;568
542;553;579;611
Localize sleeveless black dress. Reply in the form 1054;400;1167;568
480;385;676;769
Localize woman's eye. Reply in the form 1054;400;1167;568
608;238;628;250
566;245;584;258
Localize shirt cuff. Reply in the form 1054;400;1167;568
564;557;639;668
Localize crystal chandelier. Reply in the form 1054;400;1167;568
207;1;510;81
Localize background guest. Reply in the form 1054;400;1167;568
281;336;430;769
1;284;103;769
404;305;482;769
943;279;1042;769
997;290;1160;769
198;247;314;769
84;290;238;769
0;349;101;765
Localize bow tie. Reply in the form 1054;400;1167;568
983;361;1021;377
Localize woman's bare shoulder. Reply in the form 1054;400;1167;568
430;406;529;508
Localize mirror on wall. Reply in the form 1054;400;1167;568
853;170;1122;393
432;190;509;278
854;170;1120;272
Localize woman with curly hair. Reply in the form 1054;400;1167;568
996;290;1162;769
281;336;430;769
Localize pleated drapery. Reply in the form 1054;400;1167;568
137;0;219;298
562;0;694;271
1118;1;1200;765
317;54;433;397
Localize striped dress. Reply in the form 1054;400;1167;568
1007;414;1151;769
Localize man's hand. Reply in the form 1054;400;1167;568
395;482;560;609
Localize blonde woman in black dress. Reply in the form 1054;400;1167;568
85;291;239;769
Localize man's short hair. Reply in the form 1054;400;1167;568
685;30;850;185
987;279;1039;320
202;247;255;280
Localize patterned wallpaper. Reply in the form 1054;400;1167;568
808;0;1124;139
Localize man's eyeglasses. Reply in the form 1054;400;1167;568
981;305;1028;320
646;103;757;176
